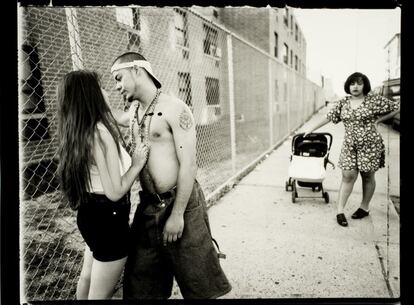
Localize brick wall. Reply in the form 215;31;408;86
220;7;270;53
21;7;72;164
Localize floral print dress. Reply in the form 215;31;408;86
326;93;399;172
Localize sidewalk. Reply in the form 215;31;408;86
205;107;400;298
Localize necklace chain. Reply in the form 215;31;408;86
130;89;161;154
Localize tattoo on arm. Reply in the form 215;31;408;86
179;108;193;130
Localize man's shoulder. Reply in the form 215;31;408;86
158;93;186;110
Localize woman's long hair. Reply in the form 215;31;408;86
57;70;123;210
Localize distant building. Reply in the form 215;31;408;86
192;6;307;76
322;77;339;102
384;33;400;80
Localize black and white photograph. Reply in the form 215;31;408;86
13;2;403;303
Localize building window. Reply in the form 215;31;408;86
21;44;45;114
290;50;293;67
290;16;293;34
295;55;298;71
116;8;140;50
22;118;50;141
116;7;140;30
20;44;50;141
174;8;188;48
203;24;219;57
132;8;140;31
274;32;278;58
205;77;220;105
174;8;189;59
178;72;192;107
295;24;298;41
283;8;288;27
116;7;133;27
283;43;288;64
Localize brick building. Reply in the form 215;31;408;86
192;6;323;145
384;33;400;80
18;6;324;197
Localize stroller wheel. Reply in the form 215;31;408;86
285;181;290;192
323;192;329;203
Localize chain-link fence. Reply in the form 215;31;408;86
18;6;325;301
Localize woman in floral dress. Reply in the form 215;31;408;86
304;72;400;226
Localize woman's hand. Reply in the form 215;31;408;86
132;143;149;169
302;129;312;137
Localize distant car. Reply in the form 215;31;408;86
392;111;400;131
374;78;400;131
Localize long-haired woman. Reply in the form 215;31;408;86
57;70;148;299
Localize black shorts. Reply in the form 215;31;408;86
76;193;131;262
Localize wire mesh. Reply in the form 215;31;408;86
18;6;325;301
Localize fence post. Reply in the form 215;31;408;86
226;33;236;174
65;8;83;70
268;58;273;147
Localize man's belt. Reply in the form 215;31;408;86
139;187;177;205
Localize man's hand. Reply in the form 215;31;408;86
163;212;184;245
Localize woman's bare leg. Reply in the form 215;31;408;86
336;169;359;214
360;171;376;211
88;257;127;299
76;246;93;300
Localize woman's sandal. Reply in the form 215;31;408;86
336;213;348;227
351;208;369;219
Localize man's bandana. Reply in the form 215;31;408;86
111;60;161;88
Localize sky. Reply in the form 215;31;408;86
294;8;401;97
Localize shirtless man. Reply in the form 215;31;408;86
111;52;231;299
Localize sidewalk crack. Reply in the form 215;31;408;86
375;243;394;298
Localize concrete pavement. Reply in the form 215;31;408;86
204;107;400;299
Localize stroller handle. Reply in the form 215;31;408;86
292;132;333;153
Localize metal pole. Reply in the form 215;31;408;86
268;58;274;147
227;34;236;174
65;8;83;70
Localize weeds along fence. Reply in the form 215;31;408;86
18;6;325;301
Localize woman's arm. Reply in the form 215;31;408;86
303;117;331;137
101;89;131;127
111;108;131;128
375;109;400;127
93;129;148;201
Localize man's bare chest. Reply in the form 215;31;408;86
132;114;172;143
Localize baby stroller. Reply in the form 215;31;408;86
285;132;334;203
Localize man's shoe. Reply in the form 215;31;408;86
351;208;370;219
336;213;348;227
